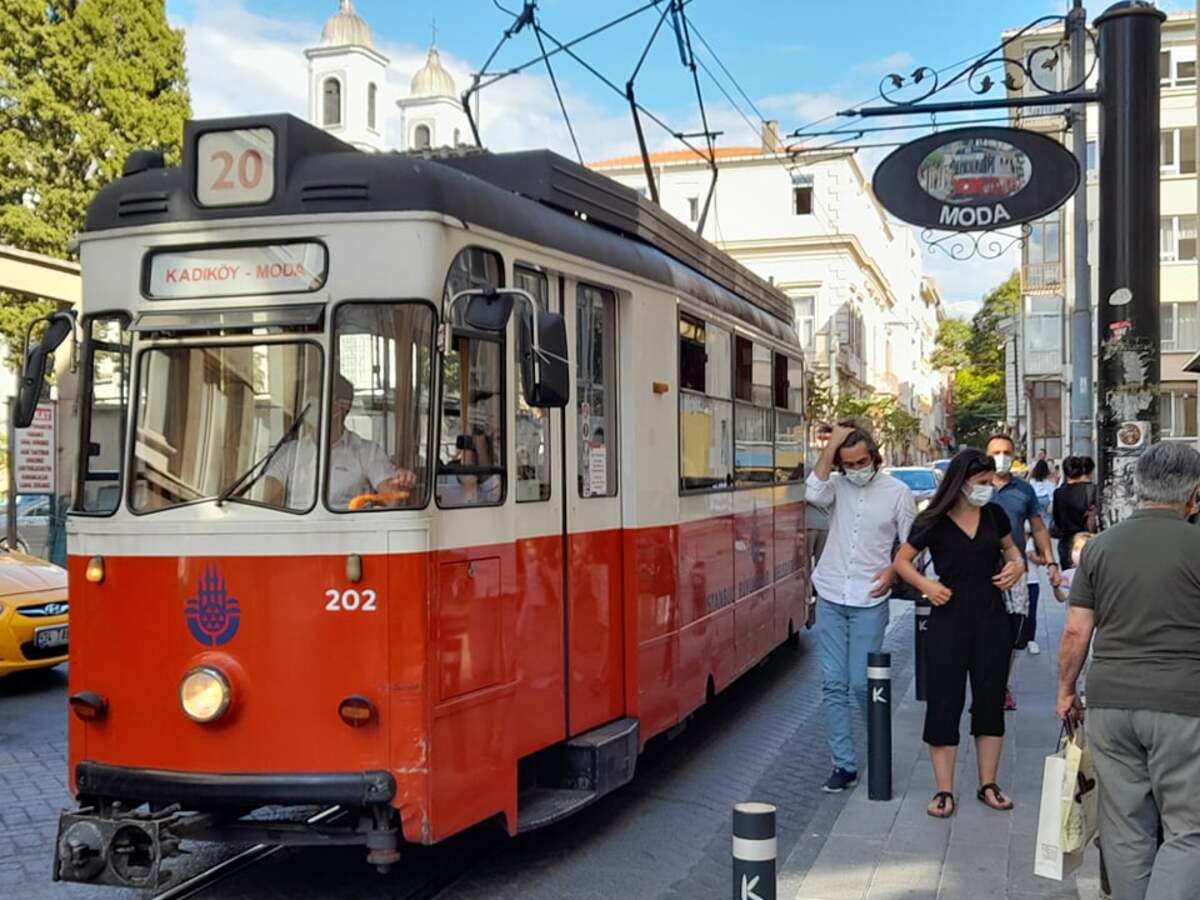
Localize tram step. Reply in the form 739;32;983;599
516;717;640;833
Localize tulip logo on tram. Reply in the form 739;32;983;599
15;114;812;890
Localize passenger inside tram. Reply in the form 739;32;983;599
263;374;415;510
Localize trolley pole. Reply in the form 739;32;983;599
914;600;930;702
1094;1;1165;524
1068;0;1094;458
867;652;892;801
732;802;776;900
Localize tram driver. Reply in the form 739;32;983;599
263;374;416;510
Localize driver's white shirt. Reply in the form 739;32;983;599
264;430;396;509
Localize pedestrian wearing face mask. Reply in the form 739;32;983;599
894;448;1025;818
807;422;917;793
984;434;1059;708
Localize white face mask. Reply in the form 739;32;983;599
844;466;876;487
963;484;994;507
991;453;1013;475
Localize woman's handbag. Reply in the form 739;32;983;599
890;539;931;602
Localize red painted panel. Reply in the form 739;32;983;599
678;514;734;627
567;529;625;735
773;500;807;639
436;558;502;701
512;535;566;758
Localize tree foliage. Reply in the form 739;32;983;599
934;271;1020;450
0;0;190;365
806;373;921;463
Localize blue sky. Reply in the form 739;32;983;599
164;0;1189;312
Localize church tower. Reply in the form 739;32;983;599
305;1;389;152
396;45;475;151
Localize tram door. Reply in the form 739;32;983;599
562;280;626;737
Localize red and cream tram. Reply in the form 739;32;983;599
24;115;810;889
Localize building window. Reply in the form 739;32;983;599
1161;302;1200;353
413;124;431;150
793;294;815;351
577;284;618;498
1162;386;1198;439
513;266;552;502
1025;215;1063;291
687;196;699;223
1086;140;1097;175
793;186;812;216
1162;47;1198;88
679;313;733;492
322;77;342;127
1162;127;1197;175
367;82;377;131
1161;215;1199;262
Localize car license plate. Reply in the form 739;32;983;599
34;625;68;650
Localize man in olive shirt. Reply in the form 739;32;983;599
1058;442;1200;900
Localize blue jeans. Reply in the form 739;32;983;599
818;596;890;772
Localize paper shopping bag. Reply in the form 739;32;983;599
1060;730;1099;854
1034;748;1085;880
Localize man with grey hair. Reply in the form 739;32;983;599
1058;441;1200;900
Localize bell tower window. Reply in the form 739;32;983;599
323;77;342;127
367;82;377;131
414;124;431;150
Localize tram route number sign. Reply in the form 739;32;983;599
14;402;55;494
871;126;1080;232
196;127;276;207
146;242;329;299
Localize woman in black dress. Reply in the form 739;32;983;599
894;449;1025;818
1052;456;1096;568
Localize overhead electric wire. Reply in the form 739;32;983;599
532;21;584;164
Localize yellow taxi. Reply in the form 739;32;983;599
0;550;68;677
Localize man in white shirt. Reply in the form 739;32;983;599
808;422;916;792
263;374;414;510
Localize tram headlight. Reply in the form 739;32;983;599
179;667;231;723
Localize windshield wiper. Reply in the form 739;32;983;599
215;402;311;508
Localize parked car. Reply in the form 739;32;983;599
0;494;54;559
931;458;951;480
0;549;68;677
885;466;940;509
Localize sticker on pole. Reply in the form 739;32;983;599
14;402;55;494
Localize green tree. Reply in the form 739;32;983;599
0;0;190;366
932;271;1019;450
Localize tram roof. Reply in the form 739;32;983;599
83;115;796;343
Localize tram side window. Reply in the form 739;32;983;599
774;353;805;483
577;284;617;498
678;313;733;492
733;336;774;486
514;265;552;502
438;247;506;508
327;303;435;512
77;314;131;514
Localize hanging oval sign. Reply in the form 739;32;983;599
872;126;1080;231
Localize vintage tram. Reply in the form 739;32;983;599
23;115;811;889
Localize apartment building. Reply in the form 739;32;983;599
590;128;950;462
1004;10;1198;455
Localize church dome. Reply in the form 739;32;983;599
320;0;374;50
411;47;457;98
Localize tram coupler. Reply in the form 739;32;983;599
53;804;204;889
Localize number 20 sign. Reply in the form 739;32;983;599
196;128;275;207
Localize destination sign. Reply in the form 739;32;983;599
871;126;1080;232
146;243;328;299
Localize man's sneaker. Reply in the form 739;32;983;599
1027;640;1041;656
821;768;858;793
1004;689;1018;711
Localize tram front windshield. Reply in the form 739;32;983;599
130;305;435;514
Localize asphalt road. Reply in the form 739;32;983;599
0;606;917;899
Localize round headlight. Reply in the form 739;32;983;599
180;667;231;723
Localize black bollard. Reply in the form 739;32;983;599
732;802;775;900
914;600;930;702
867;652;892;801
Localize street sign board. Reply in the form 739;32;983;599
14;402;55;494
872;126;1080;231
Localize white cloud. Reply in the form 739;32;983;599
852;51;915;76
922;240;1019;308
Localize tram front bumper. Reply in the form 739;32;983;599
55;763;397;888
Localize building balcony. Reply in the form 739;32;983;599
1022;261;1064;294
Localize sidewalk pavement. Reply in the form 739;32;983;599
793;580;1104;900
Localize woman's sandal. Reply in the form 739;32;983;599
927;791;955;818
977;783;1014;811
